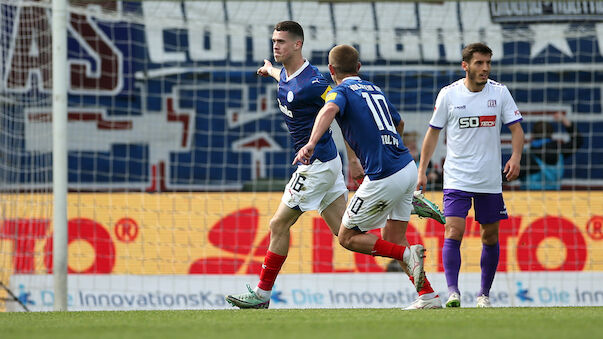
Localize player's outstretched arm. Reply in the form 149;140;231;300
504;121;524;182
256;59;280;81
293;102;340;165
416;127;440;191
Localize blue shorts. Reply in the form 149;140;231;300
443;189;508;224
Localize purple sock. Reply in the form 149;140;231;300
443;238;462;294
479;242;500;297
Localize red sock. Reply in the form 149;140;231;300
257;250;287;291
371;239;405;261
410;276;435;296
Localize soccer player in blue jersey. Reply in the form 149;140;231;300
225;21;351;309
226;22;443;310
294;44;443;309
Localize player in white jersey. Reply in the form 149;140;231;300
416;43;524;308
295;44;443;310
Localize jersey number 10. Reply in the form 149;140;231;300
362;92;397;133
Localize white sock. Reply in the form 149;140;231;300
254;286;271;300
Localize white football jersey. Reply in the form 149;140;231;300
430;79;522;193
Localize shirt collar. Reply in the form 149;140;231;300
285;59;310;82
341;76;361;83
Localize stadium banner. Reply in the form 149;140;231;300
1;191;602;275
1;1;602;191
8;272;603;311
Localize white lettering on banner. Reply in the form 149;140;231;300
141;1;603;63
460;2;503;60
143;1;187;63
419;2;463;62
291;2;335;58
490;1;603;19
3;4;123;93
9;272;603;311
375;3;421;61
491;2;542;17
185;2;227;61
333;3;377;61
225;1;289;62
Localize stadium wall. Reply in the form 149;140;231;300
1;1;602;190
2;192;602;275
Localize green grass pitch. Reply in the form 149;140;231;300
1;307;602;339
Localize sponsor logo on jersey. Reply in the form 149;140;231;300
458;115;497;128
488;99;497;107
454;105;466;110
278;98;293;118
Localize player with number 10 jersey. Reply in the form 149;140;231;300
295;45;443;309
327;78;413;180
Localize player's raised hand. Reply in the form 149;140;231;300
416;172;427;192
293;143;315;165
256;59;273;77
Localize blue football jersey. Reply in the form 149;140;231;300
277;60;337;163
326;76;413;180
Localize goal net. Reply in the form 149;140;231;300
1;0;602;311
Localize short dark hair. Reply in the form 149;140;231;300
462;42;493;63
274;21;304;42
329;44;359;75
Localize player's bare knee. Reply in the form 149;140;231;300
482;233;498;246
445;227;464;240
480;223;499;245
268;217;288;238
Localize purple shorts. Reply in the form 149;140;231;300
443;189;508;224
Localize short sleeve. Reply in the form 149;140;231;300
429;88;448;129
501;86;522;125
325;87;347;114
307;75;330;102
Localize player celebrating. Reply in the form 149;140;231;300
294;44;442;310
225;21;349;309
226;22;443;310
416;43;524;308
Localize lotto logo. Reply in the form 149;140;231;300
459;115;497;128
